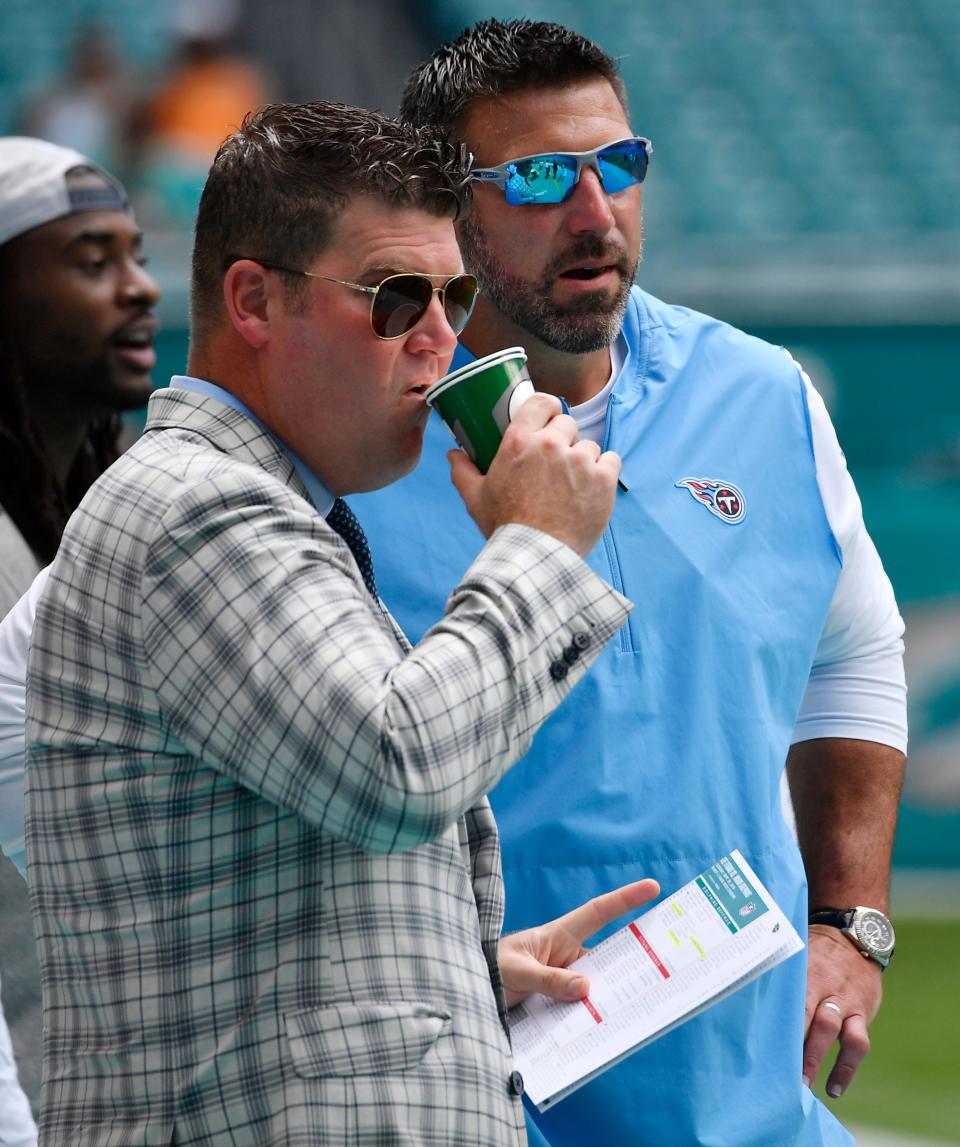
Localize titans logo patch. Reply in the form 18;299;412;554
675;478;746;524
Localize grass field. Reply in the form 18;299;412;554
814;918;960;1143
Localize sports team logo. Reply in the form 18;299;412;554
676;478;745;524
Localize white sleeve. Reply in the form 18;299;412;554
0;565;50;879
791;369;907;752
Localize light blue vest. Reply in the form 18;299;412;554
354;287;846;1146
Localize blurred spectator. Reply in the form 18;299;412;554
20;27;133;180
132;0;268;226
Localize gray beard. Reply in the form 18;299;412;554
457;217;640;354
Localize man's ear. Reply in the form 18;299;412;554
222;260;279;349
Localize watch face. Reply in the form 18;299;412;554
854;909;895;954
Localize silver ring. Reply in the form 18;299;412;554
820;1001;843;1017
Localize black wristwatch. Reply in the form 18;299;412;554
808;906;895;969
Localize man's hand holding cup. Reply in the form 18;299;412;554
448;391;621;558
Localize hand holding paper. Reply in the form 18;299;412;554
498;878;661;1008
509;850;805;1110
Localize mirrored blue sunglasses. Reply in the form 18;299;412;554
471;137;652;206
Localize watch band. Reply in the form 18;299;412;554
808;908;856;929
808;906;895;969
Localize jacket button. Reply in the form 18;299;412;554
508;1069;525;1096
562;644;580;664
572;631;592;651
549;660;569;681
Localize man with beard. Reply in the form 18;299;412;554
0;135;159;1145
0;137;160;615
353;19;907;1147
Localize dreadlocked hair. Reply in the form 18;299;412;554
0;345;121;563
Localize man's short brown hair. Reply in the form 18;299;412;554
190;101;472;337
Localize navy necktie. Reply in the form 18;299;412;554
326;497;377;599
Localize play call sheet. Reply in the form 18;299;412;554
509;850;803;1110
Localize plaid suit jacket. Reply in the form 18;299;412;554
25;388;630;1146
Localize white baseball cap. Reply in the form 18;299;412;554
0;136;130;248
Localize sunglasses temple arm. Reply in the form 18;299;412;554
470;169;505;186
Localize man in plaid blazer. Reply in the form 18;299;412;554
24;103;636;1144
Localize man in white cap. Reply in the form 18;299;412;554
0;136;160;1145
0;136;160;614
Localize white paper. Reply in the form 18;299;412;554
508;849;804;1110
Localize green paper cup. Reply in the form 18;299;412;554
426;347;535;473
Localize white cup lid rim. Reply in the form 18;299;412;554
434;346;527;386
425;353;530;404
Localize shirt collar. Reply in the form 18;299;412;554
169;376;335;517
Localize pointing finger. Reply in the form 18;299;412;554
556;879;660;945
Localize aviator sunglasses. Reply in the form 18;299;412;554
226;257;479;340
471;136;653;206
